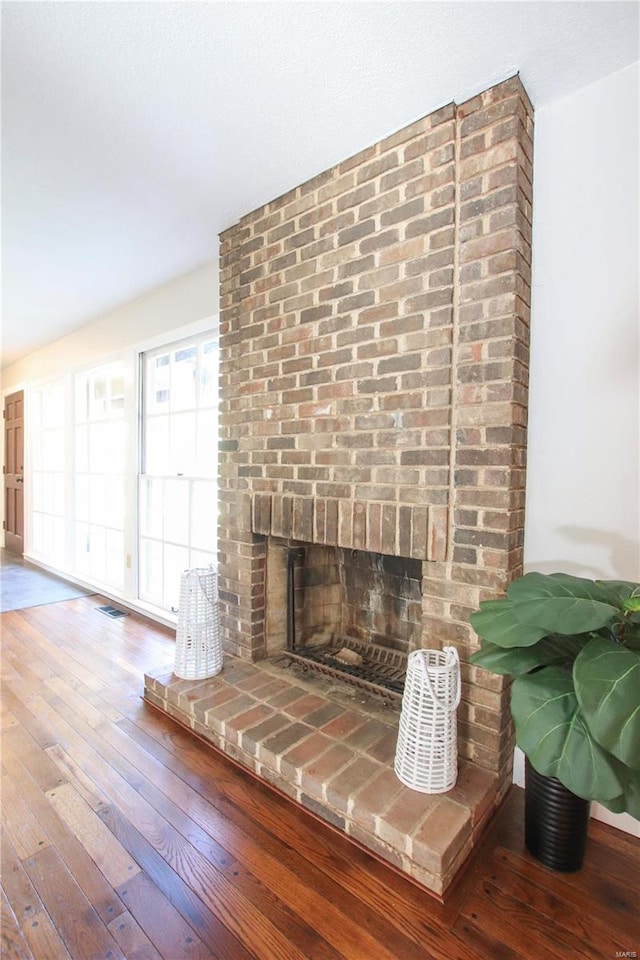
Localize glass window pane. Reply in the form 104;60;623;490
164;479;189;545
42;475;55;514
75;521;90;572
110;375;125;402
88;422;109;473
51;517;65;557
32;435;43;471
170;412;196;475
163;544;189;611
139;538;163;602
76;476;90;521
105;530;124;588
146;354;171;415
75;378;89;423
191;481;217;551
43;384;65;428
33;514;44;553
42;429;64;472
52;474;65;515
89;525;106;581
89;476;107;526
195;410;217;477
106;421;126;474
140;477;164;539
200;341;219;407
43;515;56;558
32;474;44;512
172;345;197;411
145;416;170;474
190;549;217;572
32;391;43;427
90;376;107;421
105;479;125;531
76;425;89;471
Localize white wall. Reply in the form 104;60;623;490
521;61;640;836
1;260;219;390
526;62;639;580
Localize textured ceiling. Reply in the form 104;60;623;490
2;1;638;369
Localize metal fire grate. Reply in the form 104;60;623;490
283;636;406;701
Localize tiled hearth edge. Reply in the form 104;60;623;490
144;657;500;897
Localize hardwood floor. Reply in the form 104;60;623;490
1;595;638;960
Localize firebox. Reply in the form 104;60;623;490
264;538;422;698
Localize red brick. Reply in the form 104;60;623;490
326;757;382;813
350;767;405;832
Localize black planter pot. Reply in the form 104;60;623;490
524;758;591;872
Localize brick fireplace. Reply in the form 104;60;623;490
146;75;534;895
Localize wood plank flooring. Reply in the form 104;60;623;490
1;594;638;960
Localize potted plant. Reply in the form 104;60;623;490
470;572;640;871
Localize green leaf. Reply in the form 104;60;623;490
470;634;587;675
623;771;640;819
509;572;619;603
506;573;620;634
574;636;640;770
623;625;640;651
470;599;549;648
596;580;640;606
602;771;640;819
471;643;540;675
550;573;628;604
600;793;627;814
532;633;591;666
511;666;624;802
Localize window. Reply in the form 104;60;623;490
24;324;217;622
139;333;218;613
74;363;127;590
30;379;67;565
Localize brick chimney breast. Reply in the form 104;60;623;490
218;76;534;787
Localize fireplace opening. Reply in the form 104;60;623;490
267;539;423;699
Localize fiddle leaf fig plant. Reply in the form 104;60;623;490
470;572;640;819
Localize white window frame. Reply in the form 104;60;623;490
138;328;219;616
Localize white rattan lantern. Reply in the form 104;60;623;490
394;646;461;794
174;566;222;680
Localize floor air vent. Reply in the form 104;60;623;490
96;605;128;619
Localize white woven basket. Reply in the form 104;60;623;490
174;565;223;680
394;646;461;794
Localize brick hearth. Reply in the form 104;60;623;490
144;656;497;897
